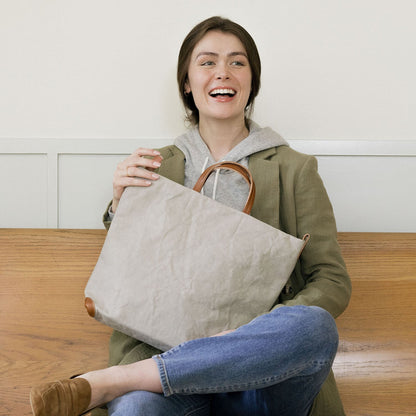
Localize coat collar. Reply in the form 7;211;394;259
158;145;281;229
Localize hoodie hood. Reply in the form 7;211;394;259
174;122;289;211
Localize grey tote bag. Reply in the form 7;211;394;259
85;162;309;351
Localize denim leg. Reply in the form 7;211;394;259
210;365;331;416
153;305;338;415
107;390;210;416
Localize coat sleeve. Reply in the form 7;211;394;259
278;156;352;318
102;201;113;230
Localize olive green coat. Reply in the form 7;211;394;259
97;144;351;416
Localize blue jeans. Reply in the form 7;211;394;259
108;305;338;416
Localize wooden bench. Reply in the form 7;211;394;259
1;229;415;415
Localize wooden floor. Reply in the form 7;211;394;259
0;229;415;415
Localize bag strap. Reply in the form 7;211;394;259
193;161;256;214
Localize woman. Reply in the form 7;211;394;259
30;16;351;416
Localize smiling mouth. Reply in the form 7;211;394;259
209;88;236;98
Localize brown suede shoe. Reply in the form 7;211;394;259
30;378;92;416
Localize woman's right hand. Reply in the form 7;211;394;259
111;147;163;214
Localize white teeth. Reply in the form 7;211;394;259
210;88;236;95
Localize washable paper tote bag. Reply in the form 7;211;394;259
85;161;309;351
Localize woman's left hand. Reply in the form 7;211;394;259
210;329;235;337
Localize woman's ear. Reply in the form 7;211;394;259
184;79;191;95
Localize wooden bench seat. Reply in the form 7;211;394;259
0;229;415;415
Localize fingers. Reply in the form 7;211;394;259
147;154;163;172
112;147;163;210
118;147;163;178
125;148;163;171
209;329;236;337
132;147;161;158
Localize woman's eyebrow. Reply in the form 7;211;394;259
228;51;248;58
195;51;248;60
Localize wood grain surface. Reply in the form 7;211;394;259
0;229;110;416
0;229;415;415
334;233;416;415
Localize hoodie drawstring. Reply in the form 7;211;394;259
200;157;209;196
200;156;221;201
212;168;220;201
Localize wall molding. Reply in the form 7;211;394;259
1;138;415;229
1;137;416;156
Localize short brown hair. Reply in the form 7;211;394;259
177;16;261;126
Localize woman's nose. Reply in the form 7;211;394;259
216;63;230;80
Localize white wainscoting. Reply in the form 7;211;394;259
1;138;415;231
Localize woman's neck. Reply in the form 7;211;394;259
198;118;249;161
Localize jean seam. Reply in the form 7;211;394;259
153;355;174;396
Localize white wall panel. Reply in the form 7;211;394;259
1;139;415;231
58;154;128;229
1;2;415;230
0;154;48;228
316;156;416;232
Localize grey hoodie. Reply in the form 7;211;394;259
174;122;289;212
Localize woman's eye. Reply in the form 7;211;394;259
231;61;245;66
201;61;215;66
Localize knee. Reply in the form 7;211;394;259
297;305;339;361
275;305;339;361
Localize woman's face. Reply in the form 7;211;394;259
185;30;252;126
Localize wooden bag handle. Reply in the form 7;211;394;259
193;161;256;215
